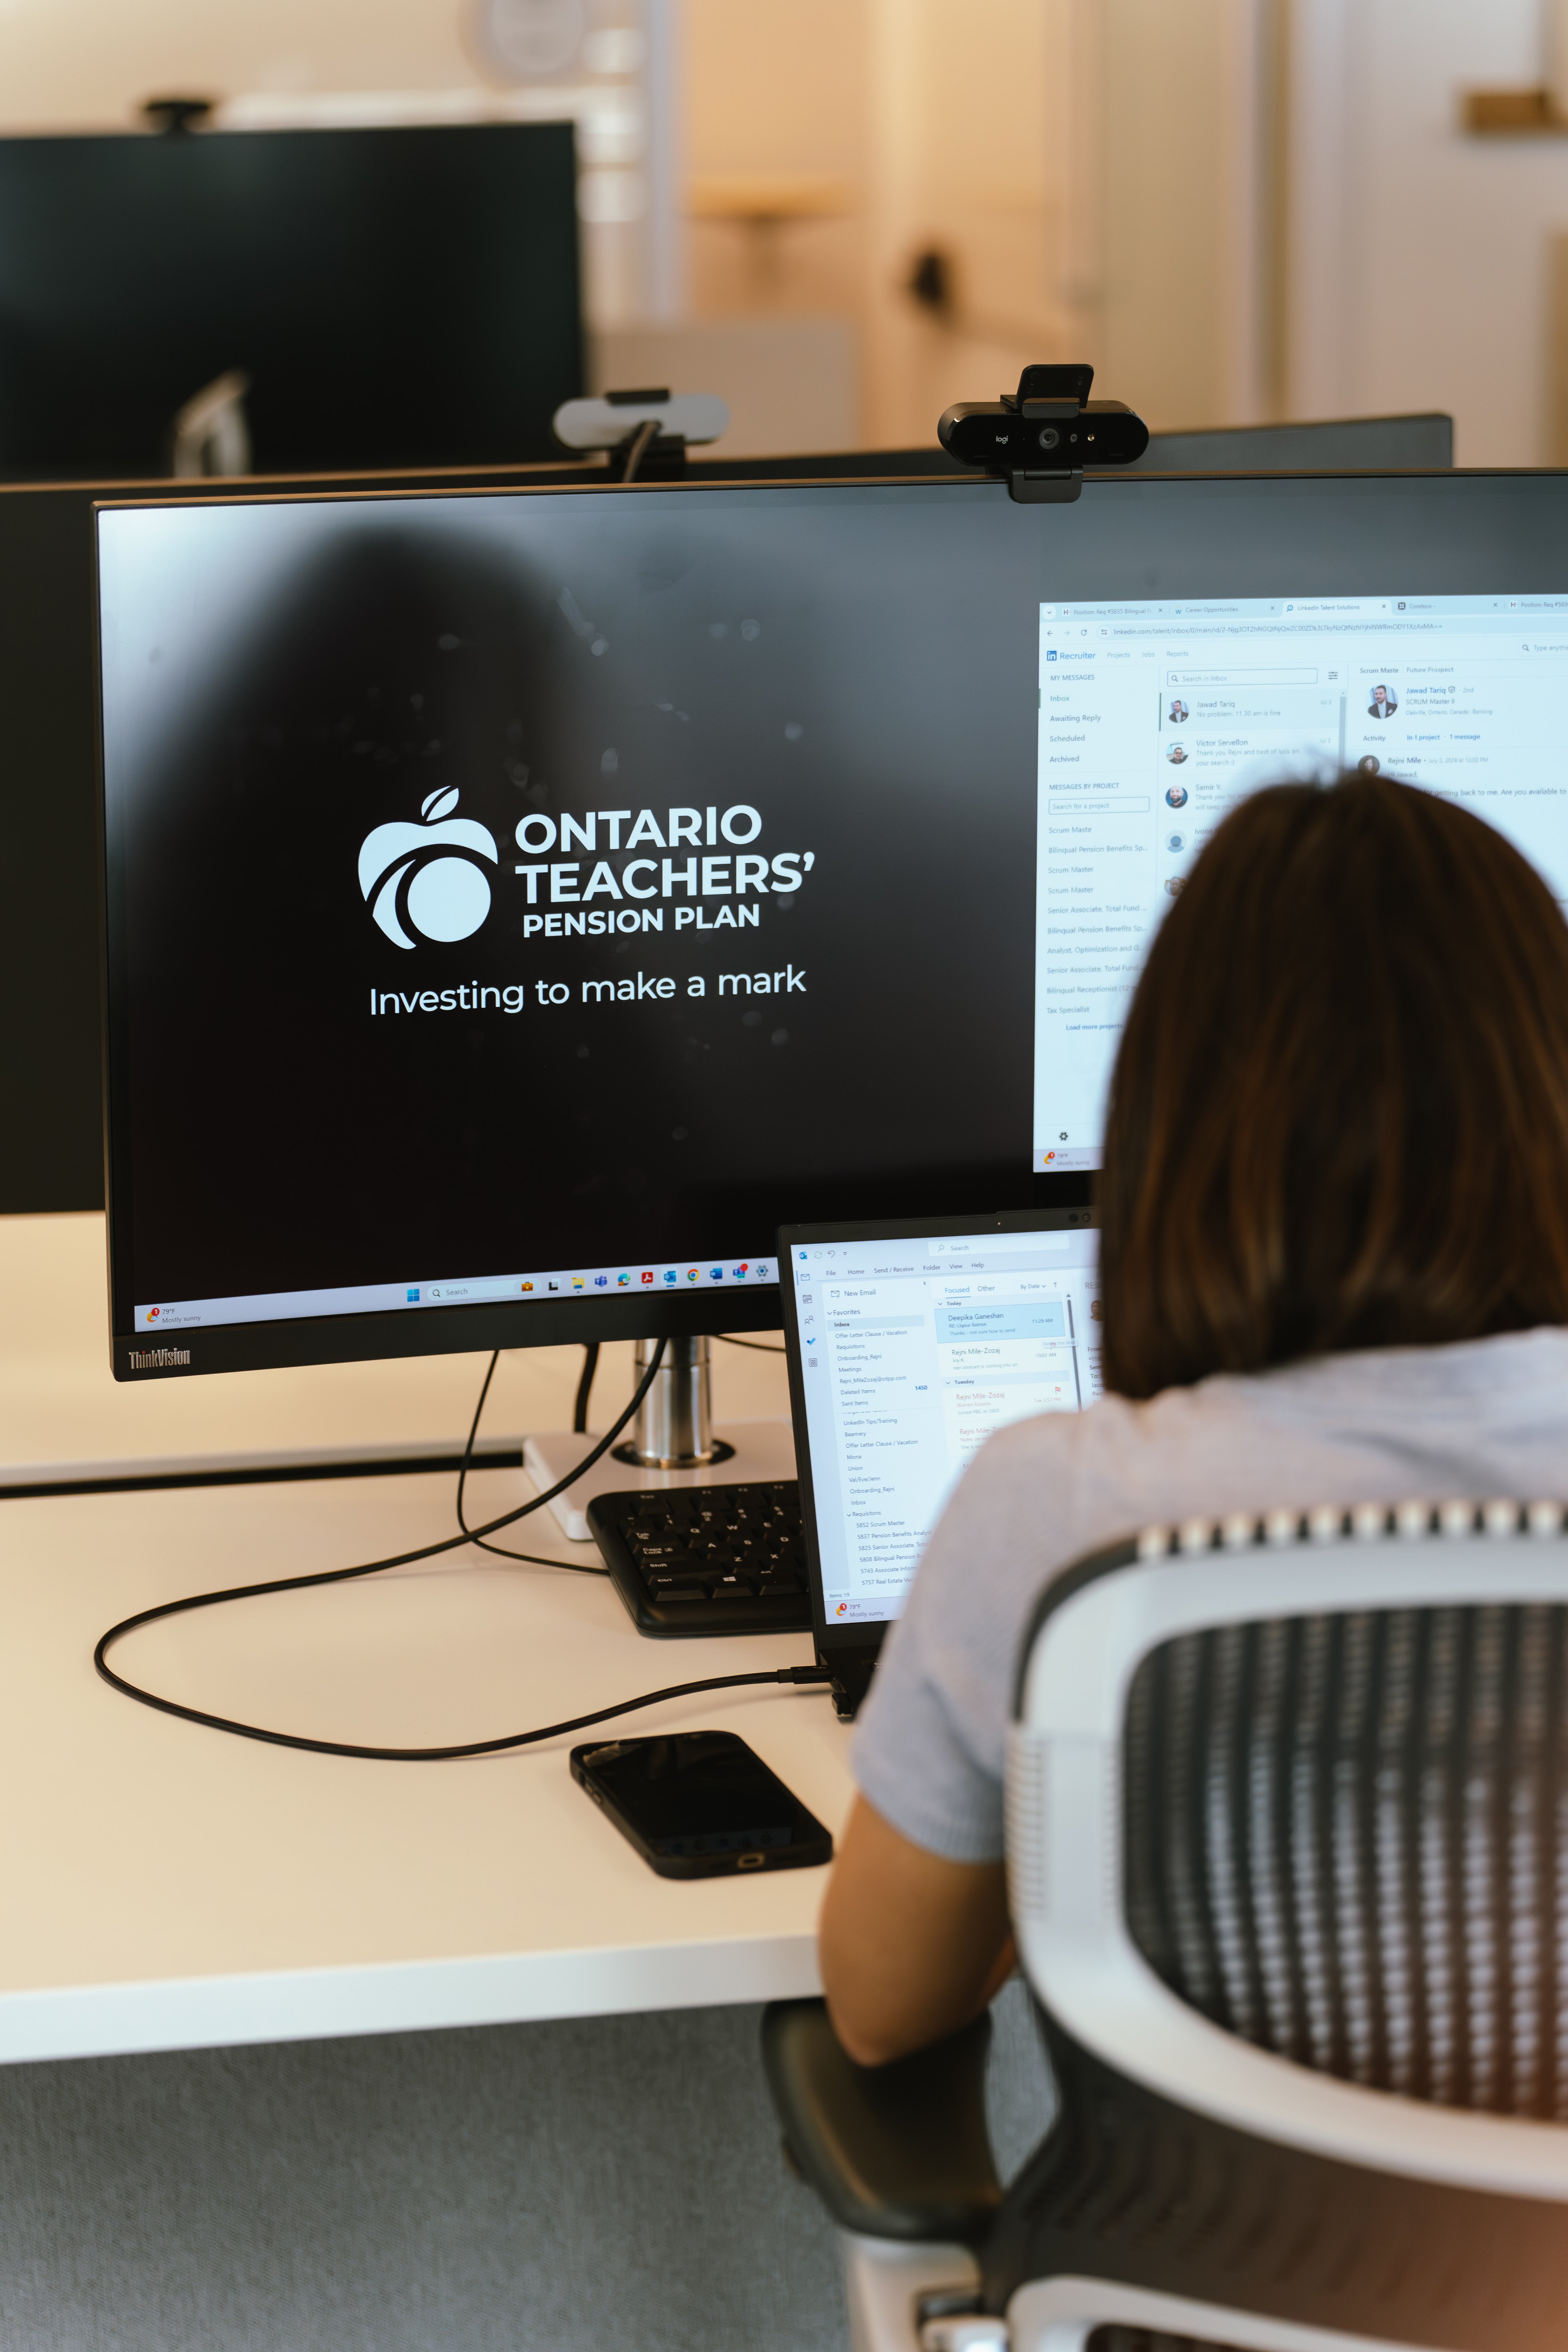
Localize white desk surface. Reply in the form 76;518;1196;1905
0;1214;841;2066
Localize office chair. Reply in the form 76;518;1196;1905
764;1499;1568;2352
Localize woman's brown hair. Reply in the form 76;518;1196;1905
1098;773;1568;1398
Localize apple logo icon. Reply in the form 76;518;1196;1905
358;788;499;949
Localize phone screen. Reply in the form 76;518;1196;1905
572;1731;833;1875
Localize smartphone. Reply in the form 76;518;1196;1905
570;1731;834;1880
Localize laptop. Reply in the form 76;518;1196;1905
778;1208;1101;1719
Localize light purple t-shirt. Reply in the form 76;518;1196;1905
852;1328;1568;1864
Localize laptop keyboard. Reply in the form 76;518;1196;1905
589;1482;812;1637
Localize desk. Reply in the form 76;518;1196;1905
0;1465;847;2066
0;1213;843;2068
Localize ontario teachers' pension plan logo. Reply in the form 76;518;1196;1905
358;788;498;949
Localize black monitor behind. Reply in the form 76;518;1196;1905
684;412;1455;482
1124;412;1454;472
0;124;583;480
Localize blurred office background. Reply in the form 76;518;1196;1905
2;0;1568;464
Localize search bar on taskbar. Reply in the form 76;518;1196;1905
1167;667;1319;685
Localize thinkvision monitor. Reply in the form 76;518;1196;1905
97;469;1568;1379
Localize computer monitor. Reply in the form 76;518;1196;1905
96;468;1568;1382
3;421;1452;1214
0;123;582;479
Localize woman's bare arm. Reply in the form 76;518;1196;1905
819;1794;1015;2066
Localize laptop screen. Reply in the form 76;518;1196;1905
780;1210;1099;1645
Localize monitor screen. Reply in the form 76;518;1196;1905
0;125;581;478
1033;584;1568;1166
97;469;1568;1379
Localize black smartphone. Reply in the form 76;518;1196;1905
570;1731;834;1880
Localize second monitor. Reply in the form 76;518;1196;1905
0;122;582;478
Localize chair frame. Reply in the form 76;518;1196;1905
1011;1513;1568;2203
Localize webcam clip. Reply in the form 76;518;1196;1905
1000;363;1092;504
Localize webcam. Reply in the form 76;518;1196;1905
938;363;1149;503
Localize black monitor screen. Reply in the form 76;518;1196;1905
0;124;581;477
98;470;1568;1377
99;478;1053;1372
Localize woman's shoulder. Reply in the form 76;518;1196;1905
919;1384;1218;1606
962;1373;1250;1505
959;1325;1568;1554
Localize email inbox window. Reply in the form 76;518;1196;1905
1033;592;1568;1173
796;1228;1100;1626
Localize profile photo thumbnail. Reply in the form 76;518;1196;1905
1166;740;1188;765
1368;683;1398;720
1165;783;1188;808
1167;698;1189;724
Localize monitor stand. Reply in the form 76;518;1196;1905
523;1335;797;1542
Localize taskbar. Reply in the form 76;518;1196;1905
136;1254;778;1335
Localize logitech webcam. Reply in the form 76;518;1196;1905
938;363;1148;503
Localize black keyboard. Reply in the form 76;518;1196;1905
588;1481;812;1637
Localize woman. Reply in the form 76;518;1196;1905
821;773;1568;2065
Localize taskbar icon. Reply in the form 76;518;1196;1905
510;1258;781;1296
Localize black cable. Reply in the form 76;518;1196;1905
92;1339;702;1754
94;1337;833;1761
95;1655;829;1764
573;1340;600;1432
455;1349;609;1572
716;1333;788;1355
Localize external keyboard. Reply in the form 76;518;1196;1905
588;1481;811;1637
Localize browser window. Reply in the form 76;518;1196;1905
1034;593;1568;1170
791;1224;1100;1627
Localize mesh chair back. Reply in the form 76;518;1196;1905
1123;1604;1568;2120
